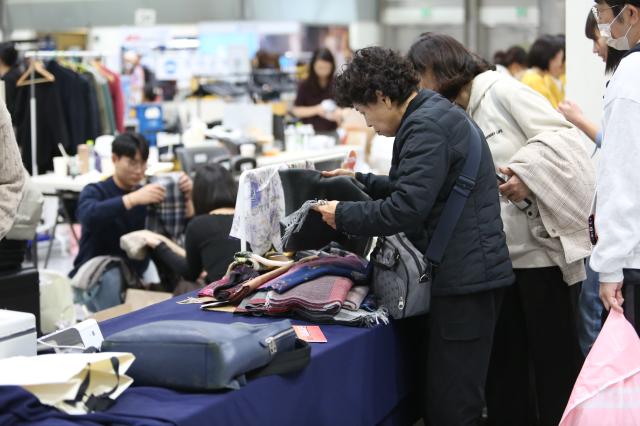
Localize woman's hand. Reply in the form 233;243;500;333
321;169;355;178
313;201;339;229
557;100;585;127
600;281;624;313
498;167;531;203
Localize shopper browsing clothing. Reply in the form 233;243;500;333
590;0;640;330
70;133;193;287
314;47;514;426
292;48;342;134
141;163;241;283
408;33;595;426
521;34;566;108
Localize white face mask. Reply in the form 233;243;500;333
598;5;634;51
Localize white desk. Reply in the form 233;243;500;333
256;145;358;168
31;163;175;194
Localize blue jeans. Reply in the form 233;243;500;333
74;265;124;312
578;258;603;355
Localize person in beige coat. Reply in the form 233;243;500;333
0;98;25;240
409;33;595;426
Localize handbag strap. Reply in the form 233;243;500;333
424;119;483;266
63;356;121;412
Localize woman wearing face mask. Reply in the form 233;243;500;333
590;0;640;331
408;33;596;426
314;47;514;426
292;48;342;135
521;34;566;108
558;12;625;147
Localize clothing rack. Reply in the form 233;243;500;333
23;50;106;175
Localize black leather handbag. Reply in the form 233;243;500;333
101;319;308;391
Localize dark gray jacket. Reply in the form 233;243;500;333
336;90;514;296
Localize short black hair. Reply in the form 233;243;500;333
585;10;625;73
333;47;420;108
112;132;149;161
493;50;507;66
527;35;564;70
504;46;527;66
408;32;494;101
192;163;237;215
0;43;18;68
585;10;599;41
596;0;640;15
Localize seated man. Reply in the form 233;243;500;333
70;133;192;310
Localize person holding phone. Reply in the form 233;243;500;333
408;33;595;426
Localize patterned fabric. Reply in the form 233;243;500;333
197;264;259;298
146;173;186;241
297;307;390;328
266;275;354;314
230;167;286;255
230;163;315;255
259;254;368;294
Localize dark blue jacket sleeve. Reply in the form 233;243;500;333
355;172;391;200
76;184;127;228
336;125;449;236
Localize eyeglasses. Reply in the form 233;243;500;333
591;4;622;22
124;158;147;171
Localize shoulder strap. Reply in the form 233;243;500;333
425;119;483;266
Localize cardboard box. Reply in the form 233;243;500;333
91;289;172;322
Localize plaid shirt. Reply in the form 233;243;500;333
146;173;186;241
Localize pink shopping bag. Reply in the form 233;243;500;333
560;310;640;426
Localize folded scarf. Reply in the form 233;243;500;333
216;263;296;303
266;275;353;314
296;307;390;328
198;264;259;298
260;254;368;294
343;286;369;311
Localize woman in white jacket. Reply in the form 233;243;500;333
590;0;640;327
408;33;595;426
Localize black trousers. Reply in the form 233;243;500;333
421;287;504;426
486;267;583;426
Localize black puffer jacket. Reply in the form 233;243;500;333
336;90;514;296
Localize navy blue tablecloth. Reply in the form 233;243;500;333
1;292;417;426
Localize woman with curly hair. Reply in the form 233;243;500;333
313;46;514;425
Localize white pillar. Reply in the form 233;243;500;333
565;0;605;135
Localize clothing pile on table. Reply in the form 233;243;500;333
181;245;389;327
15;59;125;174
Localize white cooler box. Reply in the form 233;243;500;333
0;310;37;359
